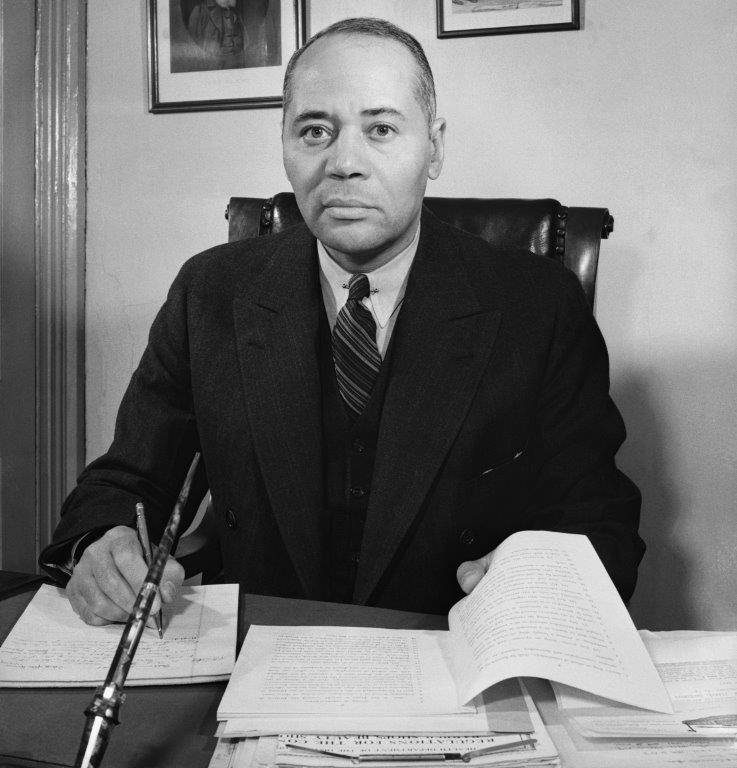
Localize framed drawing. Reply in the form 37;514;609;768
436;0;580;39
148;0;307;112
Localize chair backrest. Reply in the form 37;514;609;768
225;193;614;307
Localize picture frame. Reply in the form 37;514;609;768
148;0;307;113
436;0;580;39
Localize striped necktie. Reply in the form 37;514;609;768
332;273;381;418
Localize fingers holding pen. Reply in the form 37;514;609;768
67;526;142;624
67;525;158;626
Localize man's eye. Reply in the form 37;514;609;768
302;126;330;143
370;124;394;139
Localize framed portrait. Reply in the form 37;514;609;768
436;0;580;39
148;0;307;112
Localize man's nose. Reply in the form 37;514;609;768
324;129;368;179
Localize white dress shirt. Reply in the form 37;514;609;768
317;226;420;358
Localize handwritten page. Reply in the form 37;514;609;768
0;583;238;686
447;531;673;713
218;625;468;718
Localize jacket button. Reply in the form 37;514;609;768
225;508;238;530
459;528;475;546
349;486;368;498
352;438;366;454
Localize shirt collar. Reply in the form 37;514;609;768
317;225;420;329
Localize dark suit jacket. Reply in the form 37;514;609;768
46;209;644;614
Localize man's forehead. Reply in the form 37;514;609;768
297;30;415;65
287;33;423;117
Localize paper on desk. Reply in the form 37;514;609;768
221;712;501;738
271;685;558;768
220;681;532;737
552;630;737;738
545;702;737;767
0;583;238;686
275;733;536;765
218;624;532;734
447;532;673;714
219;625;467;717
220;688;531;738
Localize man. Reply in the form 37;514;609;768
41;18;644;624
187;0;246;70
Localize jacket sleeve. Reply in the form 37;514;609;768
522;269;644;601
39;263;206;584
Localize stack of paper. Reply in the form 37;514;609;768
551;629;737;740
210;532;680;768
216;624;538;737
0;583;238;686
209;685;558;768
216;533;672;736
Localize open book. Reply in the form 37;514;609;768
218;531;672;733
0;583;238;686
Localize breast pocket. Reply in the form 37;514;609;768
456;446;531;559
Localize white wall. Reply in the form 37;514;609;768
87;0;737;630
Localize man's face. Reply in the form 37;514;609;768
282;33;445;270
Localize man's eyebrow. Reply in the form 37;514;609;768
292;110;332;123
291;107;406;123
362;107;405;120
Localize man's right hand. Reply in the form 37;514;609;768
66;525;184;625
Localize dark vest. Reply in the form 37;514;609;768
318;307;395;603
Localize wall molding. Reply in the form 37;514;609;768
35;0;86;558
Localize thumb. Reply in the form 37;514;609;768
159;555;184;603
456;553;493;594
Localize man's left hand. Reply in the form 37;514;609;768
456;552;494;594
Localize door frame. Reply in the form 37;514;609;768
34;0;87;564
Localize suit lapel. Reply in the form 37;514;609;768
232;226;327;600
354;213;503;605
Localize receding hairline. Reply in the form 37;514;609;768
282;19;437;125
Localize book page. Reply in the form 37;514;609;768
0;583;237;686
218;625;469;719
447;531;673;713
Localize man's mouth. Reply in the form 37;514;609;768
322;198;374;219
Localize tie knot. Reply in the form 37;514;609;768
347;273;370;302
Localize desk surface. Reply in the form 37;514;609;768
0;577;447;768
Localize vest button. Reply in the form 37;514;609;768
352;438;366;454
225;508;238;530
459;528;475;546
351;552;360;564
349;486;368;498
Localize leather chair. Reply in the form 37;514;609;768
225;193;614;307
175;193;615;579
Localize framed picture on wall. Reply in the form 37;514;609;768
148;0;307;112
436;0;580;38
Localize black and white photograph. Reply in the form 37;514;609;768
149;0;306;110
437;0;579;37
169;0;281;72
1;1;736;766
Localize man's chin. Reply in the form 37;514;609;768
314;222;388;261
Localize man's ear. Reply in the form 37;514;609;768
428;118;446;181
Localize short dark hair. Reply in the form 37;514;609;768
282;17;436;124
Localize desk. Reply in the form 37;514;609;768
0;576;446;768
